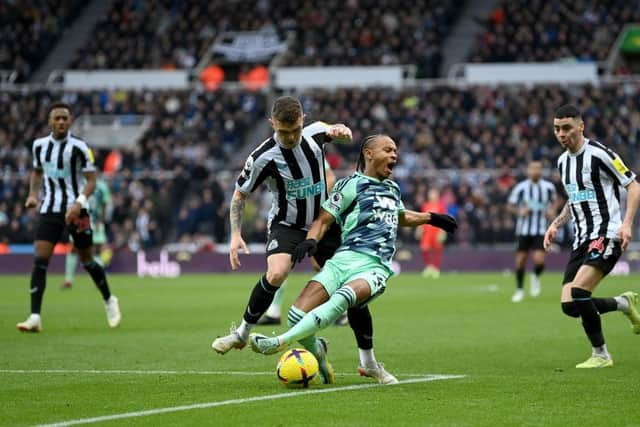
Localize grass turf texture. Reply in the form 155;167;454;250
1;272;639;426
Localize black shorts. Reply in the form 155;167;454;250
516;235;544;251
266;222;341;268
562;236;622;284
35;211;93;250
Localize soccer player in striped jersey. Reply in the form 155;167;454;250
507;161;558;302
212;96;390;383
16;102;121;332
544;104;640;368
248;135;458;383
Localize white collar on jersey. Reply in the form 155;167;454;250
273;133;301;149
49;131;70;144
567;137;588;156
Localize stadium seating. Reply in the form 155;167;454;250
0;0;86;82
68;0;459;78
470;0;640;63
0;88;265;246
3;83;639;247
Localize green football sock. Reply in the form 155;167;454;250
280;286;356;345
65;252;78;282
287;306;320;356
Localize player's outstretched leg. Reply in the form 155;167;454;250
251;286;355;356
289;306;334;384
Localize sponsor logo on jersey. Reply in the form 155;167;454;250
565;183;595;203
285;177;323;199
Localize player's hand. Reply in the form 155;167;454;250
25;195;38;209
519;207;530;217
428;213;458;233
617;222;633;251
543;225;557;251
229;233;250;270
65;203;82;225
291;239;318;265
326;124;352;142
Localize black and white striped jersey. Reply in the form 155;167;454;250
557;138;636;249
508;178;557;236
31;132;96;214
236;121;334;230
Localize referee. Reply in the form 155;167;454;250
17;102;121;332
507;161;557;302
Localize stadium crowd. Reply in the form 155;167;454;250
3;82;640;250
471;0;640;63
68;0;458;78
0;0;86;82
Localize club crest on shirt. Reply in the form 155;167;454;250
267;239;279;251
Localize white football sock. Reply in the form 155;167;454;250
236;320;253;341
593;344;610;359
359;348;377;368
614;296;630;313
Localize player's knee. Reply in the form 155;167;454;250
265;270;288;286
33;257;49;270
561;301;580;318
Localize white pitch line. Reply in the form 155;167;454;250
35;374;464;427
0;369;434;378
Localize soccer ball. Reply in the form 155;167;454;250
276;348;319;388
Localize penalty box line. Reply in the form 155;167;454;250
35;374;465;427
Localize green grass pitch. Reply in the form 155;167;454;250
1;272;639;426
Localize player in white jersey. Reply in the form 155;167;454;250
544;105;640;368
17;102;120;332
507;161;558;302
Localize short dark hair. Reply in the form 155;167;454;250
271;96;302;123
554;104;581;120
47;102;72;116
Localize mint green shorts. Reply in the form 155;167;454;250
93;222;107;245
311;250;391;306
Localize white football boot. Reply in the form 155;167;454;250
358;362;399;385
511;289;525;303
105;296;121;328
212;324;247;354
530;274;541;297
17;314;42;333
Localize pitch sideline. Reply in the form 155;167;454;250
34;374;465;427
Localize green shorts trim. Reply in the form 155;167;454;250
311;250;391;306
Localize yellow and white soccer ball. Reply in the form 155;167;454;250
276;348;319;388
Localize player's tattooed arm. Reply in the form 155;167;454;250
229;190;247;234
550;201;571;228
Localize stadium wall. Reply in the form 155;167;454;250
0;248;637;276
